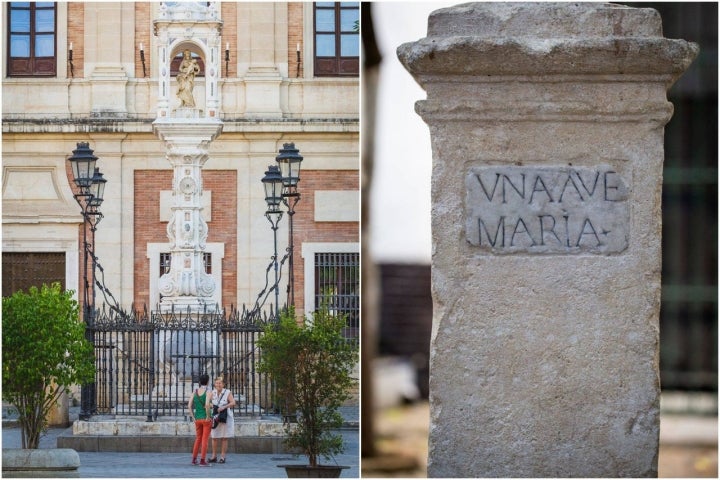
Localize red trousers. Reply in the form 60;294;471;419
192;419;212;460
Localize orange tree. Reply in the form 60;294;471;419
2;283;94;448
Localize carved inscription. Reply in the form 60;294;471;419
466;165;629;254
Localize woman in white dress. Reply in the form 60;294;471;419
209;376;236;463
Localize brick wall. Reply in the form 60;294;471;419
206;170;238;306
291;170;360;314
221;2;237;78
288;2;304;78
135;3;151;79
67;2;84;78
133;170;237;307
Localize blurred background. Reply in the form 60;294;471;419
361;2;717;477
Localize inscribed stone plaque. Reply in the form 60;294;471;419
466;165;629;254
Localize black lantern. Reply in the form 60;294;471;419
259;143;305;315
68;142;98;190
88;168;107;207
262;164;284;320
67;142;106;421
262;165;284;213
275;142;303;190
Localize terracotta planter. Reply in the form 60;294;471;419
278;464;349;478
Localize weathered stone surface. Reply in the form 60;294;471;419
2;448;80;478
259;421;285;436
398;2;698;477
69;418;284;437
398;3;698;78
59;418;289;453
238;421;260;436
116;421;176;436
466;165;630;254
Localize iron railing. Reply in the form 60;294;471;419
89;304;276;420
314;252;360;342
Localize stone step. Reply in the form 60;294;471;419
57;432;292;454
70;417;286;436
60;417;288;453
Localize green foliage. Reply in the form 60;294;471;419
258;307;357;467
2;283;95;449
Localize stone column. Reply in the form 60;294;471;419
152;118;223;313
398;3;697;477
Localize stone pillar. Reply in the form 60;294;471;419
397;3;698;477
47;383;69;427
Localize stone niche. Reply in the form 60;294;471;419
153;1;222;118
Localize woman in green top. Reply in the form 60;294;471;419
187;373;212;466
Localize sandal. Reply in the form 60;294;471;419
208;457;217;463
219;458;226;464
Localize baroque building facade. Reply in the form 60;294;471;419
2;2;360;337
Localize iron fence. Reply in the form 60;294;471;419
89;304;276;420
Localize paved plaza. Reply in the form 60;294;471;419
2;426;359;478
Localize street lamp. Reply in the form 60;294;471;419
69;142;97;191
276;142;303;191
88;168;106;207
262;164;284;318
68;142;105;420
275;143;303;307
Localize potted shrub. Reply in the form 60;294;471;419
258;307;357;477
2;283;95;448
2;283;94;476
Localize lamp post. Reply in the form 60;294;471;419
275;143;303;307
68;142;106;420
262;164;284;319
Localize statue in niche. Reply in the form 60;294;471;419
176;49;200;108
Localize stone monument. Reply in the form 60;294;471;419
153;2;223;313
151;2;223;402
398;3;698;477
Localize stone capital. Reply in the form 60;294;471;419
398;3;698;80
398;3;698;127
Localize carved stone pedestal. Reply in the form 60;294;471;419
152;118;223;313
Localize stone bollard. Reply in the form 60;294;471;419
47;387;70;427
2;449;80;478
398;3;698;477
